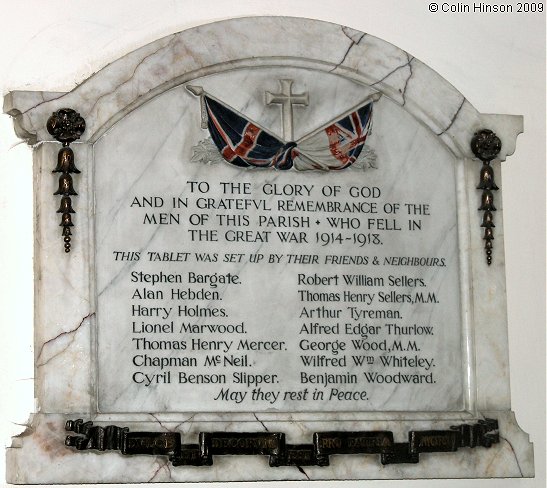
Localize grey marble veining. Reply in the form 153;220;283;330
5;17;522;159
3;16;532;483
94;83;464;413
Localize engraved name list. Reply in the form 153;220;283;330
96;155;463;413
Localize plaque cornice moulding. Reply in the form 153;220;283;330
4;16;521;160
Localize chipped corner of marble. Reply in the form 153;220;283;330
494;410;535;478
478;113;524;161
3;90;68;146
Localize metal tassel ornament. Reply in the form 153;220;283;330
471;129;501;265
47;109;85;253
53;147;80;174
54;174;78;196
57;196;76;214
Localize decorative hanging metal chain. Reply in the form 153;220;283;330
47;109;86;252
471;129;501;265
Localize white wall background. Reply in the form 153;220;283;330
0;1;544;487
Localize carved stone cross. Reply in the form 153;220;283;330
265;79;308;141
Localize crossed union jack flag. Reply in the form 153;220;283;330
203;95;374;171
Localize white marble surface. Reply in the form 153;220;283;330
4;17;522;161
3;15;533;483
94;78;464;413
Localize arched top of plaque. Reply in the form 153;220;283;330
5;16;521;160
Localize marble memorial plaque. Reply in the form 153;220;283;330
96;71;463;414
3;16;534;483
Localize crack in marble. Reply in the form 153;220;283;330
148;413;196;432
252;414;311;480
371;55;414;88
147;461;163;482
341;25;364;43
20;92;67;116
436;97;465;136
147;458;172;482
176;413;196;429
36;312;95;367
296;464;311;480
165;461;173;481
329;26;366;73
400;54;415;106
149;413;172;432
499;435;524;477
86;35;177;120
253;413;269;432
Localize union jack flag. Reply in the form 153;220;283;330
205;96;298;170
297;102;373;170
203;94;375;171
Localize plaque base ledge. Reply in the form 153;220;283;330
6;410;533;483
